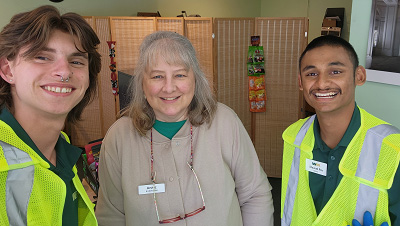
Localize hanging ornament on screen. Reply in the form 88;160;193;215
107;41;118;95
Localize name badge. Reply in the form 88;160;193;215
138;183;166;195
305;159;327;176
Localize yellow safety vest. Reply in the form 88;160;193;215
0;120;97;226
281;107;400;226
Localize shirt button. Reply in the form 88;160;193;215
330;156;335;161
176;141;180;146
328;175;333;180
169;177;174;182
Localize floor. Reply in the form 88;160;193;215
269;177;282;226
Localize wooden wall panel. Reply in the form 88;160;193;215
94;17;116;141
254;18;308;177
73;17;307;179
184;18;214;92
110;17;156;70
69;17;114;147
156;17;184;35
213;18;255;135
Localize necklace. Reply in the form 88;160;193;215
150;124;193;182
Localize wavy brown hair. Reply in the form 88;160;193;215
0;5;101;123
124;31;217;136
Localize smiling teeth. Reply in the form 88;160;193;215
162;97;177;100
44;86;72;93
315;92;337;98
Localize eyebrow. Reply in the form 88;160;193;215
301;65;315;73
328;61;345;67
40;47;88;59
149;68;187;73
301;61;346;73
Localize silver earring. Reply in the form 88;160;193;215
9;79;12;82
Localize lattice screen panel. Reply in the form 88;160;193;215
110;17;156;71
68;17;116;147
71;16;307;178
254;18;307;177
213;18;255;135
156;17;184;35
185;18;214;92
93;17;116;140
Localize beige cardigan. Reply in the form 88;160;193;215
95;103;274;226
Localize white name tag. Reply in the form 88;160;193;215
305;159;327;176
138;183;166;195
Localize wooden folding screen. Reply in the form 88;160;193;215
184;18;214;92
156;17;184;35
70;16;307;178
213;18;255;134
67;17;115;147
253;18;308;177
214;17;307;177
110;17;156;71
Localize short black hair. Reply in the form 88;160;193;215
299;35;359;72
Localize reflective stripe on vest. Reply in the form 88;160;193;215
282;115;316;226
353;124;400;221
1;141;34;226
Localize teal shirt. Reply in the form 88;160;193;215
0;108;81;226
153;119;186;139
310;104;400;223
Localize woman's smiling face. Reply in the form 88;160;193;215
142;56;195;122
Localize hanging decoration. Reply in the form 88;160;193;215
107;41;118;95
247;36;266;112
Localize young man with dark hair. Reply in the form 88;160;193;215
0;5;101;225
281;35;400;226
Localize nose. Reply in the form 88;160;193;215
315;73;331;89
162;77;176;93
54;58;73;81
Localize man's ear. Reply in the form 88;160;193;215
355;65;366;86
0;57;14;84
298;73;303;91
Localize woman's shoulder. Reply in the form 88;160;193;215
214;102;239;119
207;102;241;129
105;116;136;137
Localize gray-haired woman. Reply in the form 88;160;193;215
95;31;274;226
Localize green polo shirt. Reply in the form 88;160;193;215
0;108;81;226
310;104;400;223
153;119;186;139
